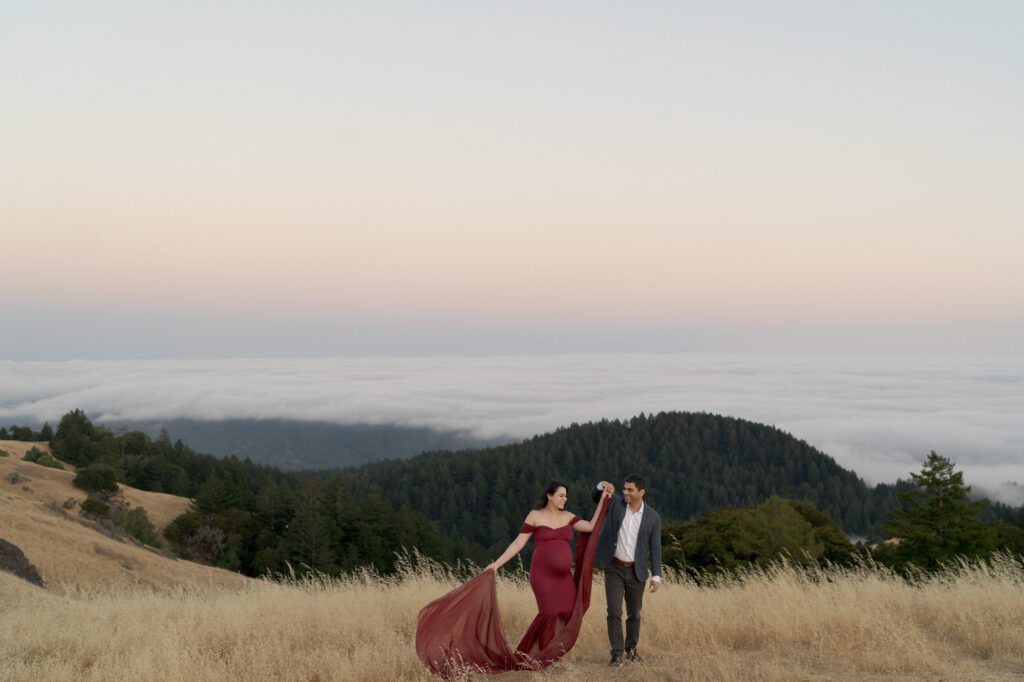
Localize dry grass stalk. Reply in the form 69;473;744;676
2;551;1023;681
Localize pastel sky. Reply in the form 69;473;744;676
2;2;1022;359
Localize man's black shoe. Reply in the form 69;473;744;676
609;652;623;666
626;648;644;663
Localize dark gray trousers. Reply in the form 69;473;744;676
604;561;645;654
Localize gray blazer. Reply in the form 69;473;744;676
592;486;662;583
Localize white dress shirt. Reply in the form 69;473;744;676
614;501;644;564
597;481;660;582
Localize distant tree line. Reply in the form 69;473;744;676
106;418;496;470
42;409;452;575
334;412;919;565
1;422;54;442
18;409;1024;577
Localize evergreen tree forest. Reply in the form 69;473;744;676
1;422;53;442
9;409;1024;577
38;410;451;575
335;412;911;564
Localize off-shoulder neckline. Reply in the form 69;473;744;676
523;514;581;531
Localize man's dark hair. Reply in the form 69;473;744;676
624;474;645;491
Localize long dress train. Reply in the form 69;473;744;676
415;497;610;677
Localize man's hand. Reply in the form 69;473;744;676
649;581;660;594
603;482;615;496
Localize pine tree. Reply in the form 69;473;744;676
285;479;334;572
191;472;239;515
51;410;93;465
883;451;992;569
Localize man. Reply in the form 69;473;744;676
592;475;662;666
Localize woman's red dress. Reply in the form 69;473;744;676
415;498;610;677
527;520;578;614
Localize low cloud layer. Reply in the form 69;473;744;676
2;353;1022;503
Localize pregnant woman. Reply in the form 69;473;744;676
416;480;611;676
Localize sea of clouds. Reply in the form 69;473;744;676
2;353;1022;503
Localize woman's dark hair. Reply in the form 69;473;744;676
533;480;568;510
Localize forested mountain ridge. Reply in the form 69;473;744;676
12;409;958;576
100;418;498;470
337;411;908;563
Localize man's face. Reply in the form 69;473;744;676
622;481;644;506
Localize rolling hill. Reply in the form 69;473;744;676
0;440;247;600
337;412;911;563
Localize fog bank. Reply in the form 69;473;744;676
2;353;1021;502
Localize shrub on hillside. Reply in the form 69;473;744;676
23;447;65;470
0;448;9;457
662;495;857;575
112;507;163;548
81;498;111;517
39;454;65;469
187;525;226;564
73;464;119;495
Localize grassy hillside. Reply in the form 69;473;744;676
0;440;246;595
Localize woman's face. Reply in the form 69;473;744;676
547;486;568;510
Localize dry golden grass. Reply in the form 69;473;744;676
2;552;1024;682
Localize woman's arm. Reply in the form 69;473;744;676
572;485;612;533
484;526;532;572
